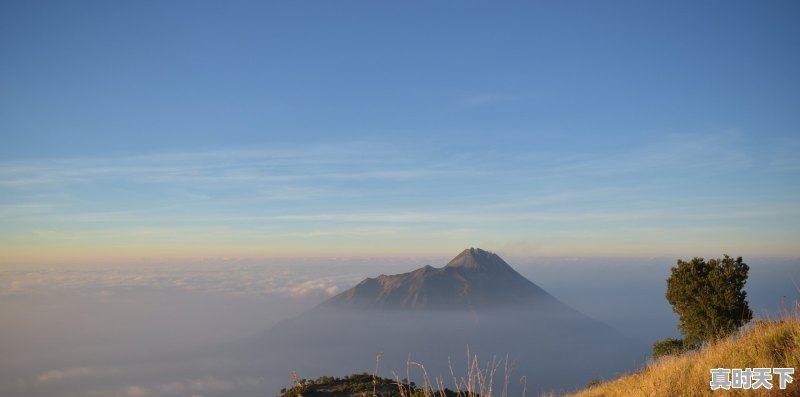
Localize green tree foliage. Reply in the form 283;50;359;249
665;255;753;347
277;373;463;397
651;337;686;359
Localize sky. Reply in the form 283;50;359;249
1;0;799;264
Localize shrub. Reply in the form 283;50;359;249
651;337;685;359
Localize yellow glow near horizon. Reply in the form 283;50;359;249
3;224;798;267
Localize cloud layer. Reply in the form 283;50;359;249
1;133;799;262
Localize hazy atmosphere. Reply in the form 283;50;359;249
2;1;799;396
2;256;798;396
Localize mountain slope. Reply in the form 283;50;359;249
566;316;800;397
251;248;648;395
321;248;559;311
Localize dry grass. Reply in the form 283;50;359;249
289;316;800;397
565;315;800;397
393;350;511;397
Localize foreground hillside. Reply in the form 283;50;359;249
566;316;800;397
276;373;462;397
275;317;799;397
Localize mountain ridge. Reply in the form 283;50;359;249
320;248;560;311
254;247;649;394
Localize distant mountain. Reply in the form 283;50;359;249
322;248;558;310
248;248;648;395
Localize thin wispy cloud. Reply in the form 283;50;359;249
1;133;798;261
1;3;797;397
36;367;97;384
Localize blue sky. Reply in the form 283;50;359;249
1;1;799;263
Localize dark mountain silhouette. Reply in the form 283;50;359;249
247;248;648;395
322;248;558;310
276;373;463;397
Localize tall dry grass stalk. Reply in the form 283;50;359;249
393;349;519;397
287;313;798;397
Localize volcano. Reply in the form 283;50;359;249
322;248;558;310
252;248;648;394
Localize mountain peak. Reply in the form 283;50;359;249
321;247;557;311
444;247;511;270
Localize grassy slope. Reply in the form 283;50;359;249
564;316;800;397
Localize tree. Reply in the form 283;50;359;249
665;255;752;347
651;337;686;360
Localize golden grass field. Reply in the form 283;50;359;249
564;315;800;397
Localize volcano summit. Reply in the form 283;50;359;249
254;248;647;394
322;248;558;310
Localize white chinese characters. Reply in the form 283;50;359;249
710;367;794;390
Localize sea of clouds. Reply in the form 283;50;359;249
1;256;797;397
